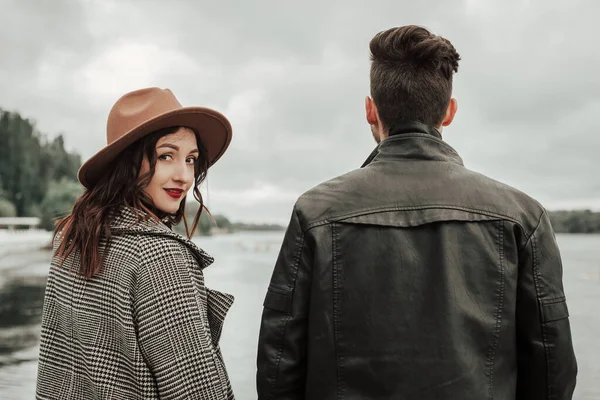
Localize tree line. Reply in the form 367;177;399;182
0;109;82;230
0;108;598;234
548;210;600;234
176;201;283;236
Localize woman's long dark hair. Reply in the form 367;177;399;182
54;126;209;278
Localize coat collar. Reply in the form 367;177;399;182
361;120;464;168
388;120;442;138
109;206;214;269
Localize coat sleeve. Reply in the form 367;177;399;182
516;210;578;399
256;206;313;399
134;242;226;400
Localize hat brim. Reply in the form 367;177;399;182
78;106;232;189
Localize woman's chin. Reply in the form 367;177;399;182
155;203;180;215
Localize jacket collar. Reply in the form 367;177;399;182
388;120;442;138
361;120;463;167
109;206;214;269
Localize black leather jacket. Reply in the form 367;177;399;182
257;122;577;400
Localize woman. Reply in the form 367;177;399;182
36;88;235;399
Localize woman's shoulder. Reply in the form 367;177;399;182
110;229;180;255
109;206;213;268
115;229;205;267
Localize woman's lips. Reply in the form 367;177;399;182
164;188;184;199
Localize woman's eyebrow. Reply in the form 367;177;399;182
157;143;179;150
157;143;199;154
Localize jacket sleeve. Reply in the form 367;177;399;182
257;207;313;399
134;244;226;399
516;210;577;399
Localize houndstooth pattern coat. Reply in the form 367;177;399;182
36;206;235;399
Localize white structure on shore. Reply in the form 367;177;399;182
0;228;51;255
0;217;41;230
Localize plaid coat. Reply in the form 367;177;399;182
36;206;235;399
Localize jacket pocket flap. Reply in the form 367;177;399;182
263;289;292;314
541;299;569;323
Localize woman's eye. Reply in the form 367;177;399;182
186;157;197;164
158;154;173;161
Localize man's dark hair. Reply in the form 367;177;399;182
369;25;461;130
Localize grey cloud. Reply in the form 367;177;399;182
1;0;599;223
0;0;101;153
456;0;600;123
0;0;92;72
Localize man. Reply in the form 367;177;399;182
257;25;577;399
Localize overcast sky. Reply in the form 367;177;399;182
1;0;598;223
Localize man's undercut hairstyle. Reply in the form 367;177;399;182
369;25;461;130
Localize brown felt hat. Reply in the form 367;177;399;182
78;87;232;189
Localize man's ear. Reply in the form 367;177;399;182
365;96;379;125
441;98;458;127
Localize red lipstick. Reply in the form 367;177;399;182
164;188;184;199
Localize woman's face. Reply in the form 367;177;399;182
139;127;198;214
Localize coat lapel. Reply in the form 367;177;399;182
206;288;235;347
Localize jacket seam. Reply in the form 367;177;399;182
287;210;306;292
486;221;505;399
332;223;345;400
267;315;292;399
531;233;552;398
304;205;523;231
521;210;545;251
